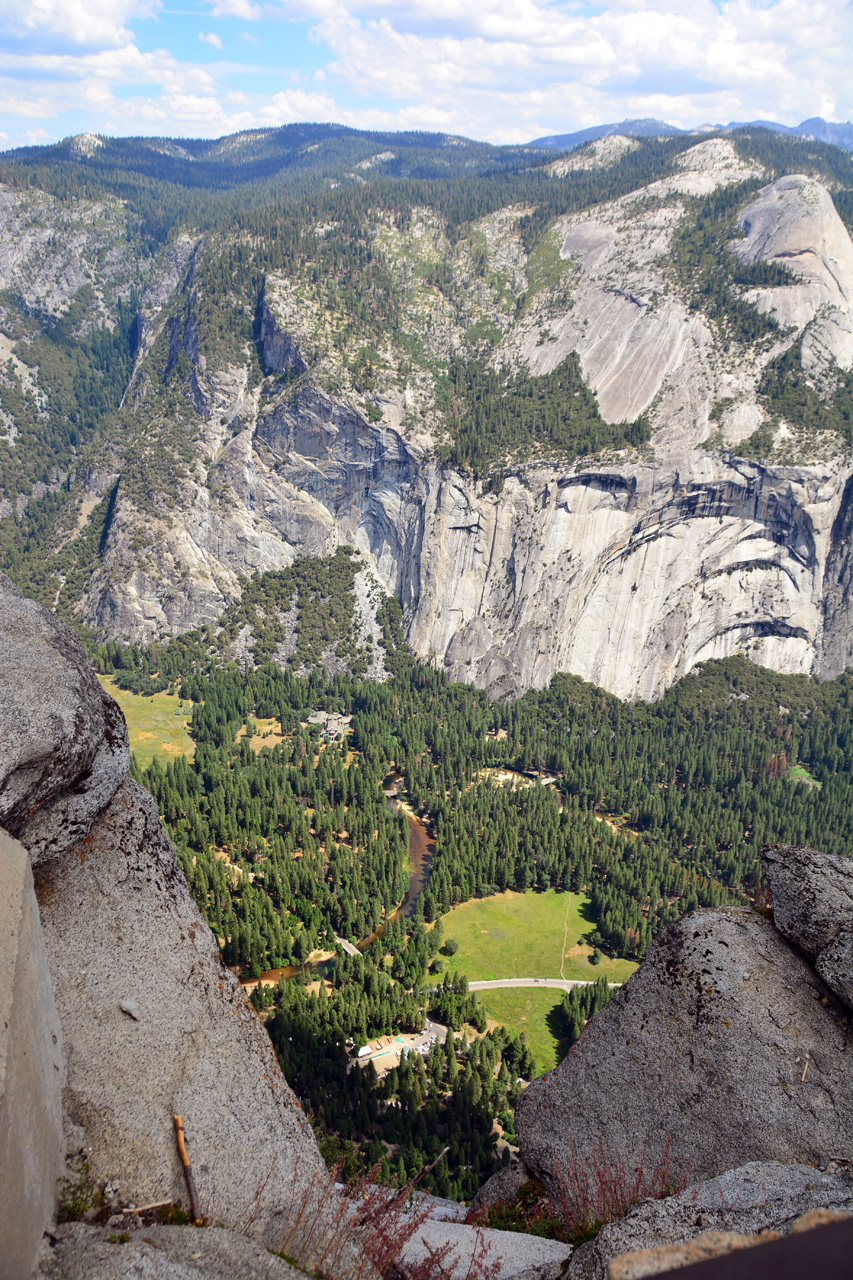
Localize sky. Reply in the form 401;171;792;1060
0;0;850;152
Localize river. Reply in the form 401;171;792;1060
355;778;435;949
241;776;435;982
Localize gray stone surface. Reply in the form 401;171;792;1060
516;907;853;1194
470;1160;535;1214
762;844;853;1011
568;1162;853;1280
0;573;129;866
34;778;326;1250
36;1223;305;1280
0;827;65;1280
400;1218;573;1280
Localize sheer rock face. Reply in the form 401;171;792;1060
568;1163;853;1280
762;844;853;1011
515;908;853;1194
0;572;129;866
404;455;847;701
7;152;853;702
733;175;853;377
0;576;326;1249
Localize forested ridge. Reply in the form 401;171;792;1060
90;558;853;1193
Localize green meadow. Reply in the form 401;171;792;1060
438;889;637;984
98;675;194;769
434;889;636;1071
475;988;567;1075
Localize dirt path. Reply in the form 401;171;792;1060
560;893;572;981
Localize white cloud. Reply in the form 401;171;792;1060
208;0;263;17
1;0;157;49
0;0;850;149
294;0;853;141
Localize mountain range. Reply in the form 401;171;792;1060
531;116;853;152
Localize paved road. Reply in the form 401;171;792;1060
425;1017;447;1045
469;977;622;993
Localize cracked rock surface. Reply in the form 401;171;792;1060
762;843;853;1011
515;907;853;1194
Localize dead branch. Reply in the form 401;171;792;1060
173;1115;201;1223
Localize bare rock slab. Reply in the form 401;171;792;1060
34;780;325;1249
569;1162;853;1280
516;908;853;1194
36;1223;305;1280
0;573;129;865
400;1218;573;1280
762;844;853;1011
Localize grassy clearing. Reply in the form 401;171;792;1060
479;988;566;1075
98;675;194;769
437;890;636;1072
236;716;287;752
524;227;576;300
439;889;637;984
788;764;821;790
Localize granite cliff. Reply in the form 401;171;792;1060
2;132;853;699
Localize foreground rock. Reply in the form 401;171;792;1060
516;907;853;1192
568;1162;853;1280
0;829;65;1278
34;779;326;1246
0;573;128;865
0;575;327;1258
36;1223;304;1280
400;1219;573;1280
762;843;853;1011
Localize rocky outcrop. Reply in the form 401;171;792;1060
733;175;853;378
0;575;327;1255
0;573;129;866
568;1163;853;1280
762;843;853;1010
35;779;326;1243
515;906;853;1194
259;291;309;377
36;1223;304;1280
400;1220;573;1280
